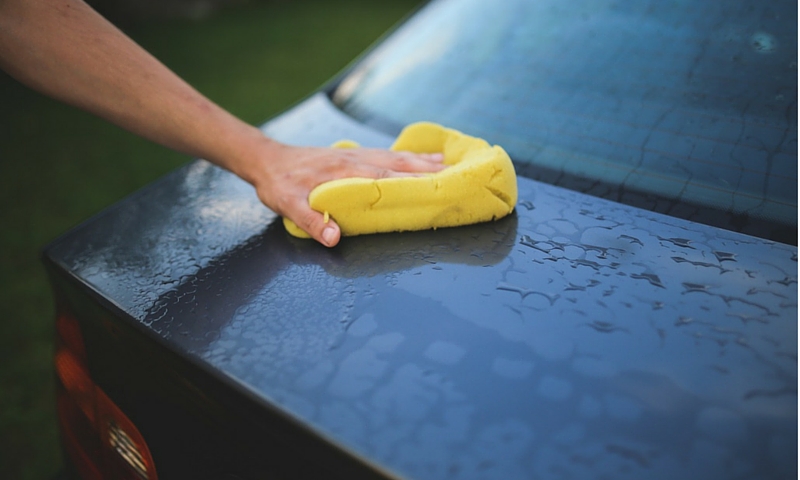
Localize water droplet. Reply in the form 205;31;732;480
518;200;535;210
497;282;559;305
683;282;710;293
631;272;665;288
565;283;586;291
713;251;737;262
572;259;602;271
751;32;778;53
586;320;628;334
657;236;694;249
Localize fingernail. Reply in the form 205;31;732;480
428;153;444;161
322;226;337;246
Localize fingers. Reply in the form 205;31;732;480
281;194;342;247
315;148;446;183
360;149;446;175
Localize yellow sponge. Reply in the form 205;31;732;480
283;122;517;238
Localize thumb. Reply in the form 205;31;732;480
286;206;341;247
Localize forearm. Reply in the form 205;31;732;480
0;0;271;177
0;0;445;247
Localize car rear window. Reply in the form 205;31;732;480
333;0;797;244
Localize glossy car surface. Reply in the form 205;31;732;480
45;0;796;479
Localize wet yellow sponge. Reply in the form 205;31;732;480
283;122;518;238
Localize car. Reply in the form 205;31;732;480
44;0;797;479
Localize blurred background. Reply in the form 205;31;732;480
0;0;422;478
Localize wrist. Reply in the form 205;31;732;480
216;125;287;189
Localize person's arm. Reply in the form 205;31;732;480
0;0;443;247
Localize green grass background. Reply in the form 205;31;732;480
0;1;421;478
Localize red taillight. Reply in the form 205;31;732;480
55;314;158;480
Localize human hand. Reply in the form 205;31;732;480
242;139;446;247
0;0;443;249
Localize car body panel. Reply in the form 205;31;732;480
45;92;797;479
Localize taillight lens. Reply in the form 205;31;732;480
55;313;158;480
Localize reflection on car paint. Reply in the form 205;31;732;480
48;93;796;479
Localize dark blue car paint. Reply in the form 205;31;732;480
45;92;797;479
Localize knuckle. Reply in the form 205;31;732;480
331;156;350;170
301;210;321;229
392;156;411;168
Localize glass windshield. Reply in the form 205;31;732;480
334;0;798;244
